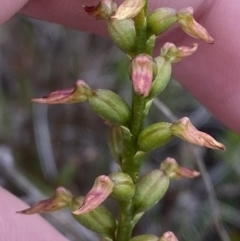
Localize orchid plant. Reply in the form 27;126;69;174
17;1;224;241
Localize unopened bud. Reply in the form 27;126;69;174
83;0;117;20
17;187;73;214
160;157;200;179
159;231;179;241
170;117;225;150
88;89;131;125
138;122;173;152
148;56;172;99
130;234;159;241
161;42;198;63
131;54;157;97
71;197;116;238
147;8;177;35
32;80;92;104
108;125;131;164
109;172;135;201
112;0;146;20
133;169;169;214
107;18;136;56
177;7;214;44
73;175;114;215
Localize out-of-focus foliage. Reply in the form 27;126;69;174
0;14;240;241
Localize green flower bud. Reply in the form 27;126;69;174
147;8;177;35
133;169;169;214
109;172;135;201
108;125;132;164
131;234;159;241
146;35;157;56
71;197;117;238
148;56;172;100
88;89;131;125
107;19;136;56
137;122;173;152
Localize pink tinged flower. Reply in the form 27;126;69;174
32;80;91;104
170;117;225;150
112;0;146;20
73;175;114;215
83;0;117;20
160;157;200;180
177;7;214;44
131;54;155;97
159;231;179;241
161;42;198;63
17;187;73;214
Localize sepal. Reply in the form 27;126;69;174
71;197;117;238
161;42;198;63
17;187;73;214
83;0;117;20
160;157;200;179
170;117;225;150
130;54;157;97
177;7;214;44
73;175;114;215
112;0;146;20
32;80;92;104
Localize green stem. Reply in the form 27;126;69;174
134;10;147;54
116;201;133;241
116;2;151;240
121;92;146;182
130;92;146;146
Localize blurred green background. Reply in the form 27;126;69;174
0;14;240;241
